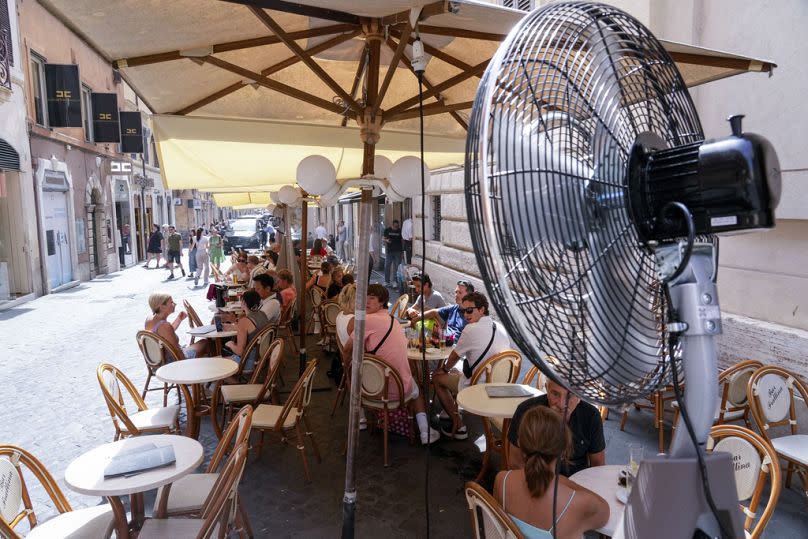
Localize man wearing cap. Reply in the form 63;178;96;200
409;280;475;339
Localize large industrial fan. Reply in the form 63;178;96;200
465;2;780;537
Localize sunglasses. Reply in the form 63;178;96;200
457;280;473;290
462;307;477;314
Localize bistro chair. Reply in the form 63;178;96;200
215;339;285;430
154;406;254;538
183;299;205;345
389;293;409;319
330;333;351;417
0;445;115;539
253;359;321;482
360;353;417;467
307;287;326;335
276;297;298;354
138;441;249;539
321;301;341;352
706;425;781;539
521;365;546;391
97;363;180;440
464;481;525;539
619;360;683;453
671;359;764;445
747;365;808;500
231;325;276;382
135;330;184;407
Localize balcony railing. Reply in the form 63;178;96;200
0;29;11;91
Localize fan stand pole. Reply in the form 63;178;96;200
615;246;743;539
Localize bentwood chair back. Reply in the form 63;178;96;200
183;299;204;327
97;363;180;440
469;350;522;386
277;296;299;353
706;425;781;538
464;481;525;539
717;359;764;427
389;294;409;319
522;365;546;391
0;445;115;538
235;324;276;380
136;330;183;406
747;365;808;496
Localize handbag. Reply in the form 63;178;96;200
462;322;497;379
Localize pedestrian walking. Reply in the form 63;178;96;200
383;220;403;289
188;228;198;278
144;224;163;269
194;227;210;286
160;224;170;268
402;217;413;265
209;227;225;271
166;226;185;279
336;220;347;261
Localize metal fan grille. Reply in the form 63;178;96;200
465;2;702;404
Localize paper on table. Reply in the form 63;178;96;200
187;324;216;335
485;385;534;398
104;445;176;478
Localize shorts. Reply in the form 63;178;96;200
168;250;181;264
182;347;197;359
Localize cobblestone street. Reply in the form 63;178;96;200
1;260;805;537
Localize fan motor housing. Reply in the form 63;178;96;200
628;118;781;243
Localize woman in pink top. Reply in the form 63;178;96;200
347;284;439;445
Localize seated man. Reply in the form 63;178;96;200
405;273;445;318
253;273;281;324
507;378;605;476
346;284;439;445
432;291;511;440
409;280;474;339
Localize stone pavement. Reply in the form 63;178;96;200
1;260;805;537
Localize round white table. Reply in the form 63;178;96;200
569;464;626;537
457;383;543;482
406;347;452;362
64;434;203;538
185;327;238;355
157;357;239;438
208;304;243;313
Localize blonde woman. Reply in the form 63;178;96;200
335;283;366;429
145;293;208;358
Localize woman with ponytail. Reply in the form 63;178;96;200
494;406;609;538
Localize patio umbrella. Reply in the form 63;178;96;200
41;1;776;535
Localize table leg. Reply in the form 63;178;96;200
154;483;172;519
178;383;198;438
130;492;146;530
501;418;512;470
475;418;494;483
210;380;224;439
107;495;130;539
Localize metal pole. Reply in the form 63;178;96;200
299;193;309;375
341;187;372;539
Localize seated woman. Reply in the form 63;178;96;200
494;406;609;539
306;260;332;293
326;266;345;299
222;290;269;372
145;293;208;358
310;238;328;258
224;254;250;284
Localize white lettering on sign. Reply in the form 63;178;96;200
110;161;132;173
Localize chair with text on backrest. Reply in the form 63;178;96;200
307;287;326;335
747;365;808;502
464;481;525;539
389;293;409;319
276;296;298;354
183;299;205;345
360;353;416;467
671;359;764;445
97;363;180;441
706;424;781;539
253;359;321;482
321;301;341;352
154;405;254;538
215;339;284;431
136;330;184;407
0;445;115;539
138;441;249;539
469;350;522;473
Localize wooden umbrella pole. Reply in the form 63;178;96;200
298;192;309;375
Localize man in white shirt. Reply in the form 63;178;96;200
401;217;413;264
253;273;280;323
432;291;511;440
315;222;328;240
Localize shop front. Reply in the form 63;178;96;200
0;140;34;305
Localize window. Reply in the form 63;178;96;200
502;0;534;10
151;135;159;168
1;0;13;66
142;126;150;165
81;85;93;142
431;195;441;241
29;52;47;126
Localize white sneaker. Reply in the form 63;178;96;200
421;427;440;445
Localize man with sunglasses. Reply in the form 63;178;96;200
408;280;475;339
432;291;511;439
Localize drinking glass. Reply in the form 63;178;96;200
626;443;644;494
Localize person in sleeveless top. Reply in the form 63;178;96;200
209;227;225;270
494;406;609;539
306;260;332;292
223;290;269;373
145;293;208;359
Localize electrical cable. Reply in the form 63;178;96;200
550;390;572;539
659;202;695;284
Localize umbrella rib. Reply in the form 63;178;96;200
386;60;489;116
386;101;473;122
248;6;361;113
374;20;414;118
416;24;506;41
388;27;474;73
341;50;368;127
221;0;360;25
384;37;468;131
114;24;356;69
202;56;350;117
175;30;360;116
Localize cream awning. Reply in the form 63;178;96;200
211;192;272;207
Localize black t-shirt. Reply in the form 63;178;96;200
507;395;605;477
384;227;403;252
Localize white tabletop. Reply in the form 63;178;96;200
156;357;239;385
569;464;626;536
208;304;243;313
407;347;453;362
64;435;203;497
203;329;238;339
457;383;543;419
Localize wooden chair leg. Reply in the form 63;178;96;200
236;495;254;539
600;406;609;421
620;409;629;431
303;415;321;463
330;374;346;417
257;431;266;458
295;424;312;482
142;371;153;400
786;461;794;488
163;382;169;407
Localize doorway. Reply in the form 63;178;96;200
41;182;73;289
